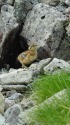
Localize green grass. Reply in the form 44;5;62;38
31;72;70;104
29;72;70;125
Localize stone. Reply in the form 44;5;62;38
0;4;20;67
60;0;70;6
66;23;70;36
21;3;68;60
20;97;34;110
6;90;18;97
8;92;23;103
38;0;59;6
1;85;27;91
0;68;34;85
29;58;52;74
0;92;5;114
4;104;22;125
0;114;5;125
5;98;15;110
0;0;14;5
44;58;70;74
14;0;33;23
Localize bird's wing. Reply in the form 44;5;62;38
21;51;30;58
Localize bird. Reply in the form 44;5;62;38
17;43;38;68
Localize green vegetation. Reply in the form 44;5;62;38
30;72;70;125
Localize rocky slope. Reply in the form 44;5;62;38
0;0;70;125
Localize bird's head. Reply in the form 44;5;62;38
29;44;37;50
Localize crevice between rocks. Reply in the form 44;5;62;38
0;24;28;69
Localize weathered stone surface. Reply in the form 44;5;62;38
5;98;15;110
44;58;70;74
0;92;5;114
60;0;70;6
0;5;20;65
14;0;33;23
0;68;33;85
21;3;68;60
0;114;5;125
20;97;34;110
29;58;52;74
4;104;23;125
0;0;14;5
1;85;27;91
38;0;59;6
8;92;23;102
66;23;70;36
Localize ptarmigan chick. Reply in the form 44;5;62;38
17;44;37;68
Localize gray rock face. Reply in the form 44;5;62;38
14;0;33;23
44;58;70;74
60;0;70;6
0;0;14;9
0;114;5;125
29;58;52;74
4;104;22;125
0;68;33;85
0;92;5;114
66;24;70;36
0;4;19;59
21;3;67;60
38;0;59;6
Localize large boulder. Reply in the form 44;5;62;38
0;5;19;62
0;68;34;85
44;58;70;74
21;3;69;60
0;4;28;69
14;0;39;23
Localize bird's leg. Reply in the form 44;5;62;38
22;64;27;69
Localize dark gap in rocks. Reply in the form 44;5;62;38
41;15;45;19
38;47;51;60
1;25;28;69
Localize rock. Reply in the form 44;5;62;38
29;58;52;74
0;114;5;125
0;92;5;114
38;0;59;6
4;104;23;125
0;68;34;85
6;90;18;97
66;23;70;36
5;98;15;110
44;58;70;74
14;0;33;23
21;3;68;60
20;97;34;110
2;85;27;92
0;85;2;91
8;92;23;103
60;0;70;6
0;4;23;68
65;7;70;14
0;0;14;6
